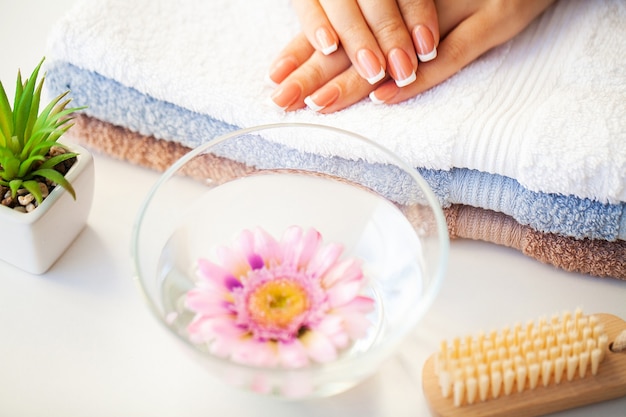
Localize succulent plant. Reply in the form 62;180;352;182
0;57;84;207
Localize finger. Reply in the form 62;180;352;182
267;32;316;85
292;0;339;55
370;9;512;104
305;66;378;113
270;47;352;111
397;0;440;62
356;0;419;87
318;0;386;85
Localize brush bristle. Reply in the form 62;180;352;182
435;308;609;407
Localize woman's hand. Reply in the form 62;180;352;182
288;0;439;88
268;0;557;113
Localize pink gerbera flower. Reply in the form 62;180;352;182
185;226;375;368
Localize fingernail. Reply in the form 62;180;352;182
270;82;302;110
315;27;338;55
369;82;398;104
388;48;416;87
304;85;340;112
413;25;437;62
356;49;385;84
267;57;298;86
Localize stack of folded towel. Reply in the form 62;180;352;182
45;0;625;279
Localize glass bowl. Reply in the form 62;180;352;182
131;122;448;399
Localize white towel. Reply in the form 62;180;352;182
47;0;626;203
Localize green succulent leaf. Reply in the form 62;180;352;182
0;57;85;208
37;152;77;170
1;156;20;180
17;155;46;178
23;77;45;145
0;81;13;144
21;130;56;159
13;71;23;112
13;60;43;148
8;179;23;199
30;167;76;200
22;180;44;205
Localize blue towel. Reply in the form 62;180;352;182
44;0;626;203
44;0;626;242
45;62;626;241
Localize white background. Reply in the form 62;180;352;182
1;0;625;416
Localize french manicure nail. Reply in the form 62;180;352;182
356;49;385;84
413;25;437;62
369;82;399;104
388;48;416;87
270;82;302;110
316;27;338;55
304;85;340;112
267;57;298;86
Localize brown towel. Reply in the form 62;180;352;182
68;114;626;280
445;205;625;279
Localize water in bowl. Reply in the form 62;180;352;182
155;173;426;362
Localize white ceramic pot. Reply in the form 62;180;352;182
0;142;95;274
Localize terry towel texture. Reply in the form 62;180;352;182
64;109;625;241
44;0;626;276
45;0;625;201
66;115;626;279
44;0;626;241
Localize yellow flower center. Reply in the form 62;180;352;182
247;278;309;329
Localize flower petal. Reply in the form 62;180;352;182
316;315;350;349
231;338;279;367
300;330;338;363
253;227;282;265
327;280;363;308
185;288;233;317
216;246;250;279
334;295;375;314
296;228;322;268
208;316;246;338
280;225;304;266
341;312;372;340
277;339;310;368
187;316;215;344
190;315;242;341
197;258;240;289
321;258;363;288
247;253;264;270
234;230;266;270
306;242;343;278
315;314;344;335
234;228;255;256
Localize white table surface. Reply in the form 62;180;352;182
2;1;625;416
